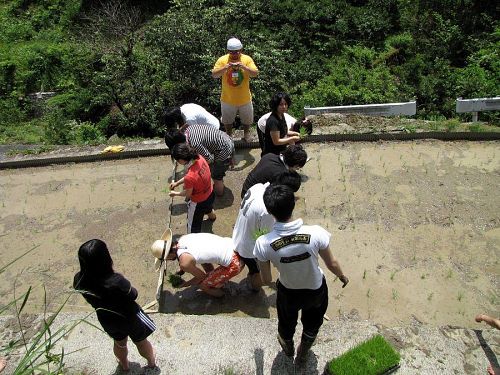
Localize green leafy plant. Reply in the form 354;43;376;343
252;228;269;240
392;289;398;301
327;335;400;375
390;271;397;281
168;273;183;288
299;126;309;138
6;145;55;157
1;246;91;374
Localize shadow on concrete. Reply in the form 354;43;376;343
270;350;320;375
111;362;161;375
474;329;499;371
270;351;295;374
158;279;275;318
254;348;264;375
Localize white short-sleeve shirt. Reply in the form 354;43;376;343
181;103;220;129
257;112;296;133
232;183;275;258
253;218;331;289
177;233;234;267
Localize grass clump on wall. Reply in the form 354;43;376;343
327;335;400;375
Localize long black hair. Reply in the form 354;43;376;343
75;239;114;288
269;92;291;113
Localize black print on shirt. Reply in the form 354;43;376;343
280;252;311;263
270;234;311;251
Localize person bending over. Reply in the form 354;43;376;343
165;125;234;196
163;103;220;132
233;170;302;291
165;232;243;297
241;144;307;198
169;143;216;233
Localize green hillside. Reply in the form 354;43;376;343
0;0;498;144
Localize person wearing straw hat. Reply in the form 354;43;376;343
212;37;258;141
151;228;174;274
153;232;243;297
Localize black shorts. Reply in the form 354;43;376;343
211;158;232;180
98;309;156;343
239;256;260;275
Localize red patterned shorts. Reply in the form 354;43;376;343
201;253;243;288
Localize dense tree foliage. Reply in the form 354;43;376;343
0;0;498;144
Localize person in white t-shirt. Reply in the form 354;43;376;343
163;103;220;131
232;170;302;291
166;233;243;297
253;184;349;364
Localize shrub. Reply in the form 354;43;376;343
294;45;402;111
72;121;106;145
43;110;74;144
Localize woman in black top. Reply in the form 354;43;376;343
74;239;156;371
263;92;301;155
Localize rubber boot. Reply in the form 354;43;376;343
277;334;294;357
295;333;316;365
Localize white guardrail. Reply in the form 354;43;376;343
456;97;500;122
304;101;416;117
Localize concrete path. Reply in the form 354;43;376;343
1;312;498;374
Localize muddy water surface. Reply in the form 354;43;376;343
0;140;498;328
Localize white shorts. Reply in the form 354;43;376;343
221;101;254;125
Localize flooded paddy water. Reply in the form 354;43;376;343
0;140;498;328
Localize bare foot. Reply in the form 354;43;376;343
207;211;216;221
0;357;6;373
116;358;129;372
487;363;495;375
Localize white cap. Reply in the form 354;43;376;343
227;38;243;51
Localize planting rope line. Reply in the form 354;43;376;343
1;131;499;170
155;161;177;304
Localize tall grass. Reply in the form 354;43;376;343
1;246;92;374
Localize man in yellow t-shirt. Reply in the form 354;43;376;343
212;37;259;141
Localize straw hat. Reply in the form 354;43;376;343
151;228;172;272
